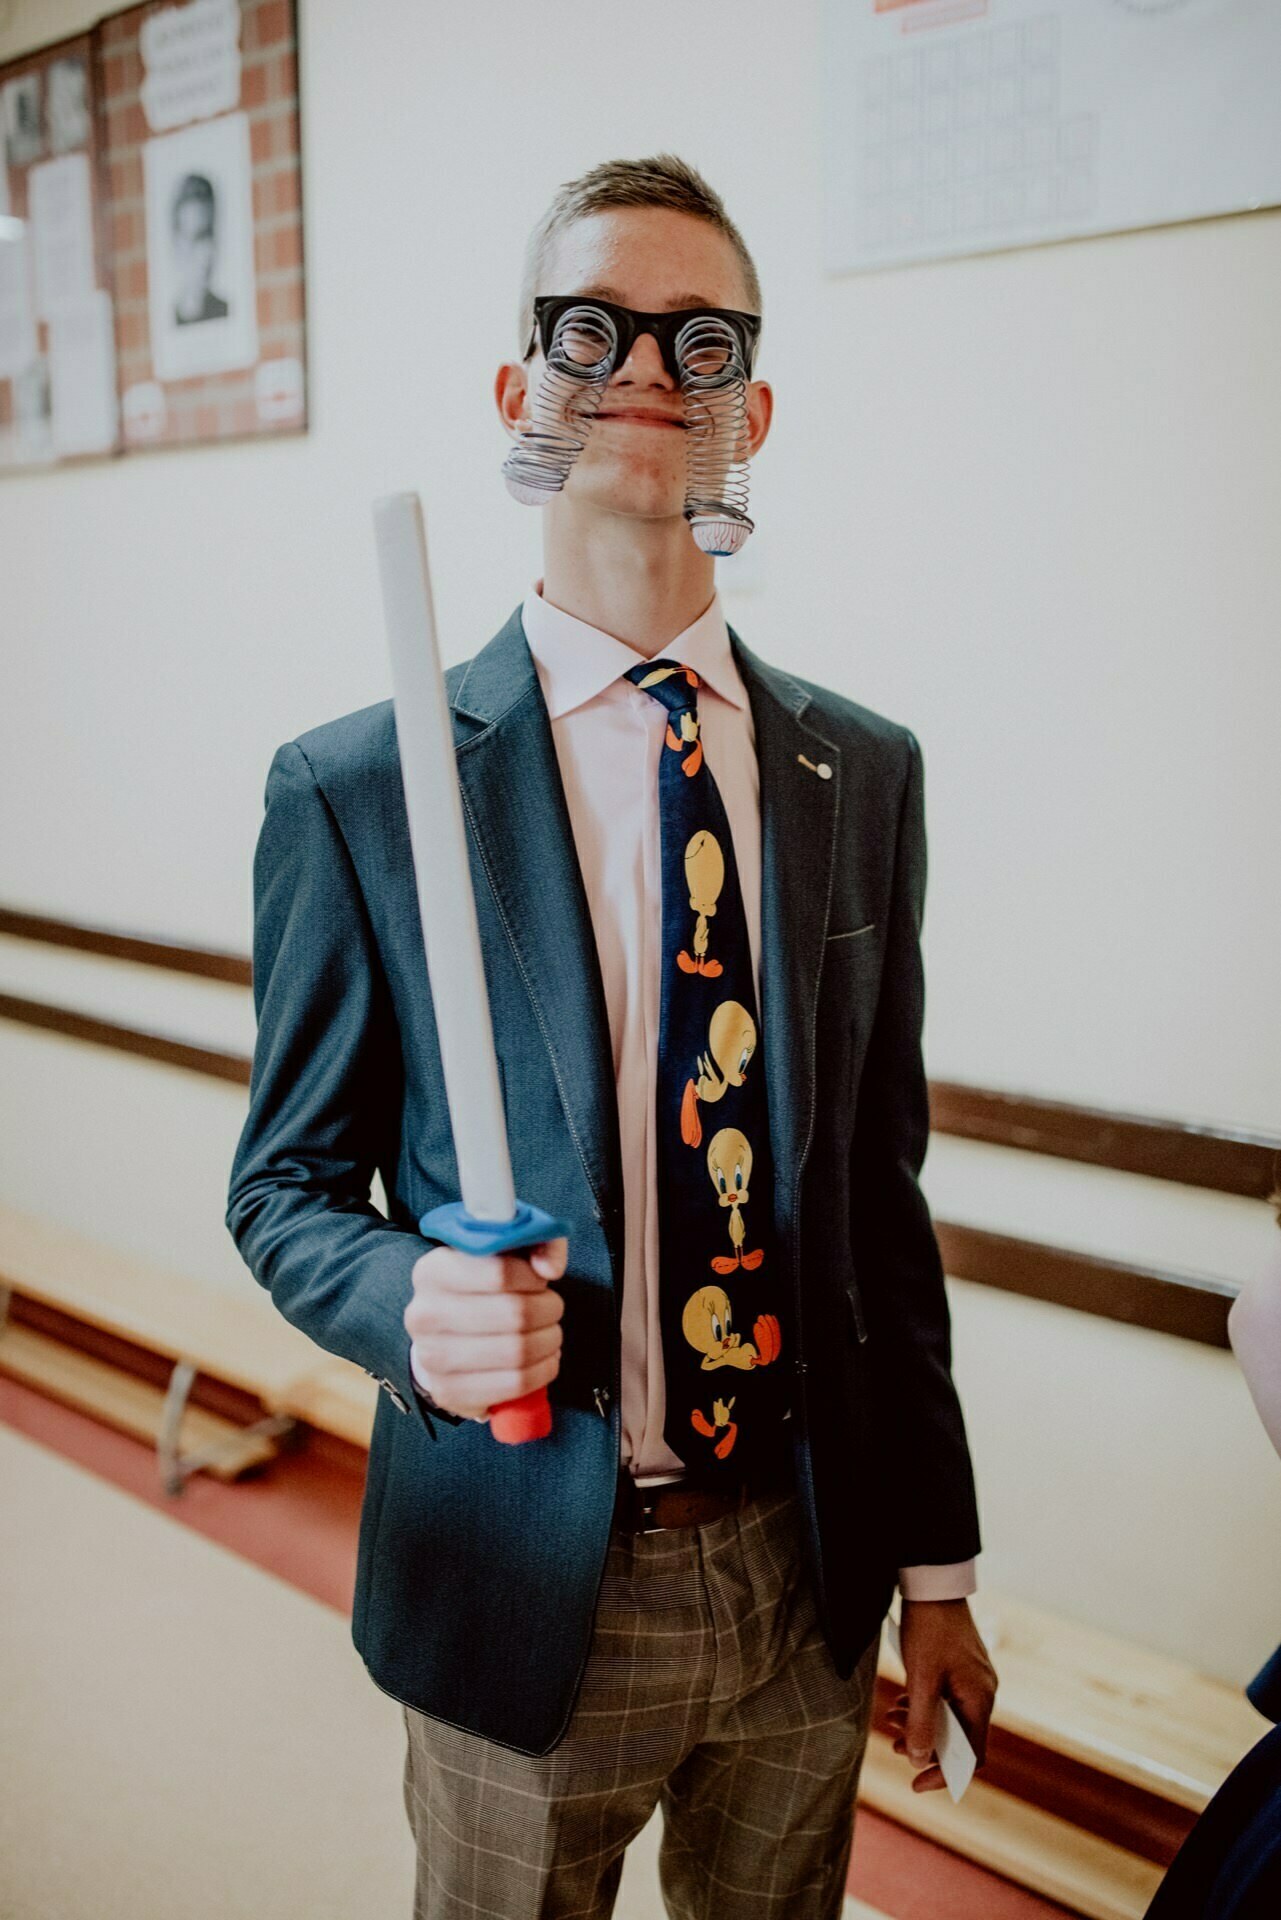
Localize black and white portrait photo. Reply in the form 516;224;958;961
143;111;258;382
3;71;44;168
171;172;230;325
47;56;91;157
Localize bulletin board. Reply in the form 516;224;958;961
0;31;114;467
820;0;1281;275
0;0;306;473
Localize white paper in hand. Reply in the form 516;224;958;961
884;1614;977;1804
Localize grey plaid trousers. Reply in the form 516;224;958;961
400;1487;880;1919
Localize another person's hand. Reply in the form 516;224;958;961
404;1236;568;1421
886;1598;998;1792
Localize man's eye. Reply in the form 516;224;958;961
685;344;730;378
560;319;611;366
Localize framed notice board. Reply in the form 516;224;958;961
0;0;306;473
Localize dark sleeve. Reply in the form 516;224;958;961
848;729;981;1565
406;1334;464;1428
225;739;452;1440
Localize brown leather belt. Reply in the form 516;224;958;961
614;1458;795;1535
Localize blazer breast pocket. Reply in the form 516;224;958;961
825;923;875;943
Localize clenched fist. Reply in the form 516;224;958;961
404;1235;568;1422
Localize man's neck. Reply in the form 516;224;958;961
540;504;716;656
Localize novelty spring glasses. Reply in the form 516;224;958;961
523;295;762;382
506;295;761;554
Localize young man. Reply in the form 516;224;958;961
227;154;996;1919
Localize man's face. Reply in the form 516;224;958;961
174;197;216;305
497;207;772;526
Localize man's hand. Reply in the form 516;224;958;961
886;1599;997;1792
404;1236;568;1422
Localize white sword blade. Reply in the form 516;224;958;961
373;491;516;1225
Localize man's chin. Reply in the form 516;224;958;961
563;475;690;527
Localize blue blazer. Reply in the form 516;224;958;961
226;603;981;1754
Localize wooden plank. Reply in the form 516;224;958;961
0;1204;379;1448
0;1205;311;1402
0;992;251;1085
936;1222;1236;1348
0;1322;277;1479
930;1081;1281;1201
858;1733;1163;1920
0;906;252;985
283;1362;377;1449
880;1593;1263;1813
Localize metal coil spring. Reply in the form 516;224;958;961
676;315;755;556
502;304;618;505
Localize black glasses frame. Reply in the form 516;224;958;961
523;294;762;381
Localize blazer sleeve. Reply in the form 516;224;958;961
225;739;452;1439
848;729;981;1566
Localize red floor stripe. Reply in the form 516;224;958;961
4;1380;1077;1920
0;1374;364;1613
851;1805;1078;1918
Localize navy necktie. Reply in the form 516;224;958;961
622;657;790;1484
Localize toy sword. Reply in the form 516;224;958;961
372;490;567;1443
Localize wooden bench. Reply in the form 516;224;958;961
0;1204;376;1490
864;1597;1267;1919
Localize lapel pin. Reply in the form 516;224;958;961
797;754;832;780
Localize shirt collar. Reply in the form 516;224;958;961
521;577;747;721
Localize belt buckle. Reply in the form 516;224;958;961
637;1486;669;1535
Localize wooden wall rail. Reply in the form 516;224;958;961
931;1081;1278;1203
0;992;250;1086
0;907;251;986
936;1225;1236;1349
2;905;1275;1350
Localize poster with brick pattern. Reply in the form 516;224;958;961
0;0;306;471
0;31;115;470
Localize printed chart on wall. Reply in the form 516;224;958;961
0;34;116;469
0;0;305;472
820;0;1281;274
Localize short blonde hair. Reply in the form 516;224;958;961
517;153;762;358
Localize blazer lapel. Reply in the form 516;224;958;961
728;627;843;1223
449;608;624;1266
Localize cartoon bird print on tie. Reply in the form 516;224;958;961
621;650;791;1480
682;1286;782;1460
678;830;725;977
680;1000;756;1148
691;1396;737;1460
706;1127;765;1272
634;662;705;777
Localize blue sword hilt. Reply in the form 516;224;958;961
417;1198;570;1442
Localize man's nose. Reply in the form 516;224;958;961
611;327;675;388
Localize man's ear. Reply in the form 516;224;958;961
494;360;531;437
744;378;773;460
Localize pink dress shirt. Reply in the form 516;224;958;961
420;576;976;1602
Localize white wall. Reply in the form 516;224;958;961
2;0;1279;1684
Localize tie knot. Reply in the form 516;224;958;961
622;658;701;716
